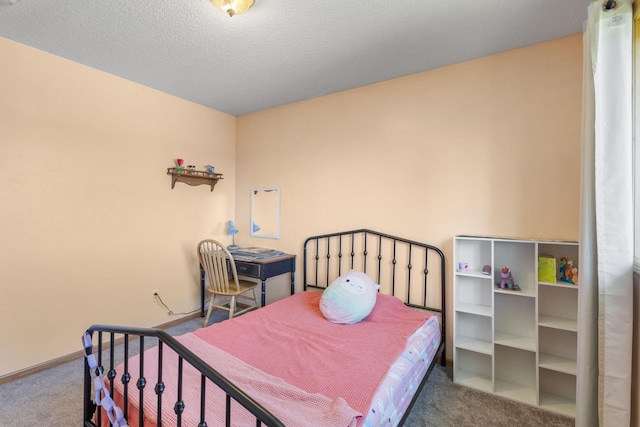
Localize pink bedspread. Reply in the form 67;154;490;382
194;291;431;426
111;333;360;427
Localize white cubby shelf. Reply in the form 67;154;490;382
453;236;579;418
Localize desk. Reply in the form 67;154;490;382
200;253;296;317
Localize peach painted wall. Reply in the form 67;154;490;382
236;35;584;361
2;31;637;424
0;37;237;377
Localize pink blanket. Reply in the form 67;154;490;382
194;291;431;425
111;333;360;427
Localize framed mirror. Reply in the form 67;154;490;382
250;187;280;239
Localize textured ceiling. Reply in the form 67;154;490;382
0;0;593;116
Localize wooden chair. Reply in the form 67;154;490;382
198;239;260;327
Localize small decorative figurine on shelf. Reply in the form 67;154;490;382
499;266;521;291
458;262;469;271
187;165;196;173
175;158;184;173
500;266;514;289
482;265;491;275
205;165;215;176
559;257;578;284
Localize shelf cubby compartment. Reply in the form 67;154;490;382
539;327;576;375
454;237;492;276
494;240;536;296
539;285;578;332
455;275;492;317
494;293;536;351
455;312;493;355
495;345;537;406
495;345;538;405
454;348;493;393
539;368;576;418
537;242;579;285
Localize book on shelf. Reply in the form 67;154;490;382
538;255;556;283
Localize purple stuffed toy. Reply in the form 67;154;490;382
500;266;515;290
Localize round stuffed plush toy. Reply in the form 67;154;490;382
319;270;380;324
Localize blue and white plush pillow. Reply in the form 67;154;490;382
319;270;380;324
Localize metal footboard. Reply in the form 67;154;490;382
83;325;285;427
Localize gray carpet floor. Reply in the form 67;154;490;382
0;312;575;426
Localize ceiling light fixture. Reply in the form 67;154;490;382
211;0;255;17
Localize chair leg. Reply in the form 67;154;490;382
228;296;236;319
204;296;214;328
252;288;259;308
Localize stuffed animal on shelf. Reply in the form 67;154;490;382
559;257;578;284
570;268;578;285
500;266;515;290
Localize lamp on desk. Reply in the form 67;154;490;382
227;220;239;250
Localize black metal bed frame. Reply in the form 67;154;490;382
83;229;445;427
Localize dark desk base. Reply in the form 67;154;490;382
200;254;296;317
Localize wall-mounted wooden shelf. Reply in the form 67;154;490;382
167;168;223;192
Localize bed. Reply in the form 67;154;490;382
82;229;446;427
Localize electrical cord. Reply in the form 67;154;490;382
153;292;200;316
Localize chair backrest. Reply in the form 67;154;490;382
197;239;240;294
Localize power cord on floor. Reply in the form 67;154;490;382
153;292;200;316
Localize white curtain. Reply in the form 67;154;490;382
578;1;634;426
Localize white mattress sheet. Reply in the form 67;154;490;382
362;315;441;427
